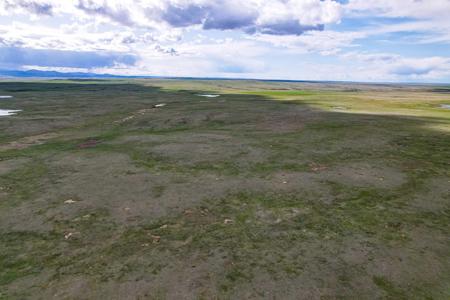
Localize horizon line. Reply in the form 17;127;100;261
0;69;449;86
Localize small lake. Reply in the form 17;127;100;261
0;109;21;116
198;94;220;98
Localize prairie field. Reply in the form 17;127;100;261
0;79;449;299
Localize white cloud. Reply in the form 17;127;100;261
340;51;450;80
0;0;53;15
346;0;450;20
345;0;450;44
390;57;450;77
1;0;344;34
250;30;365;55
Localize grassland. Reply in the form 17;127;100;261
0;79;449;299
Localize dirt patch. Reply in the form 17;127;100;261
269;171;333;202
0;202;52;232
16;252;225;299
42;153;162;223
41;153;254;223
40;151;336;225
0;158;30;176
251;109;318;133
152;141;266;165
77;139;99;149
0;132;60;151
114;132;233;145
232;104;324;134
411;177;450;212
141;132;268;166
324;162;407;189
365;227;450;298
111;134;167;145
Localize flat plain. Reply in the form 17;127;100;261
0;79;449;299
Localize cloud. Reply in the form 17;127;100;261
159;3;207;27
246;22;324;36
250;30;365;55
149;0;342;35
340;52;400;63
201;2;257;31
346;0;450;20
76;0;134;26
1;0;343;35
1;0;53;15
153;0;258;31
339;51;450;80
0;46;137;69
390;57;450;77
154;45;177;56
343;0;450;46
0;21;161;52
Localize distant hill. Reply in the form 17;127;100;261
0;69;317;82
1;69;446;86
0;69;242;80
0;69;148;78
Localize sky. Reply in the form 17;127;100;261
1;0;450;83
